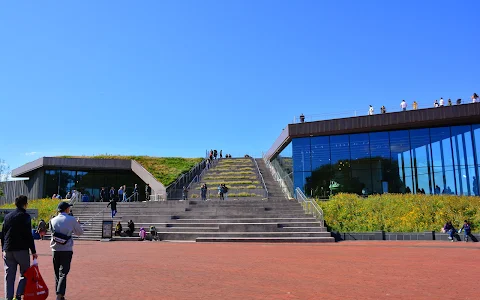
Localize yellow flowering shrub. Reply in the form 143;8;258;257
317;193;480;232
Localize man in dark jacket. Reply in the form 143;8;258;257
145;184;151;201
1;195;38;300
107;198;118;218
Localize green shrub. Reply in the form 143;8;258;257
0;198;59;229
317;193;480;232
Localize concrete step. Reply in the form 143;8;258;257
172;218;317;223
155;232;331;240
196;237;335;243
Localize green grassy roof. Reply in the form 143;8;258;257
58;155;203;186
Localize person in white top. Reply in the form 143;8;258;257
472;93;479;103
368;105;374;115
439;98;444;106
434;100;439;108
400;100;407;111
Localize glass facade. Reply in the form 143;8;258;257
288;125;480;197
44;169;145;201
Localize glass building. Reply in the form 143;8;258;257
273;125;480;197
44;169;145;201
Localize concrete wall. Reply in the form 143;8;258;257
0;170;43;204
130;160;166;197
332;231;479;242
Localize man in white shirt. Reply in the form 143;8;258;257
439;98;444;106
50;202;84;300
400;100;407;111
368;105;374;115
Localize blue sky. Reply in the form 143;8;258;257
1;0;479;171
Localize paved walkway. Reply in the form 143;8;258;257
1;241;479;299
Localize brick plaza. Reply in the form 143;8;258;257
2;241;479;299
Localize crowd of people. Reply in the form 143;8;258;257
367;92;479;115
207;149;233;162
52;183;153;203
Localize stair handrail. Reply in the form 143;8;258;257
295;187;324;227
252;158;268;199
187;175;199;189
262;153;293;199
80;207;109;229
120;193;135;202
166;159;207;192
68;191;82;206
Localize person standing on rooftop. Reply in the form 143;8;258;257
380;106;386;114
368;105;374;115
412;101;417;110
472;93;479;103
457;98;462;105
401;100;407;111
439;98;444;106
434;100;439;108
448;99;452;106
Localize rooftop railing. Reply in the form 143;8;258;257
292;98;477;124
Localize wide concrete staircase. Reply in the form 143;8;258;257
69;199;333;243
64;157;333;243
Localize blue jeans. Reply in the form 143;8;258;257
447;229;454;239
111;210;117;218
4;250;30;300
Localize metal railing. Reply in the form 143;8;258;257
68;192;82;206
252;158;268;199
295;187;324;227
262;153;294;199
122;192;139;202
292;98;478;124
79;207;108;231
148;193;166;201
166;158;208;199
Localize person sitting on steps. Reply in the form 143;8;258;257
443;221;456;242
115;221;122;236
126;220;135;237
149;225;157;241
139;227;146;241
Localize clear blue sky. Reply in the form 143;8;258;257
1;0;479;171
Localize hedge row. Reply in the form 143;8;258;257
317;193;480;232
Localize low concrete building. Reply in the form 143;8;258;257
2;157;165;202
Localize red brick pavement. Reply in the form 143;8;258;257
1;240;479;299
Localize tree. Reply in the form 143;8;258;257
0;159;10;197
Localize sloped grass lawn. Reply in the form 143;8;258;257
213;167;254;172
318;193;480;232
207;171;256;176
0;198;59;229
203;175;259;181
59;155;203;186
191;192;261;198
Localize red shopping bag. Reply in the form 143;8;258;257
23;261;49;300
